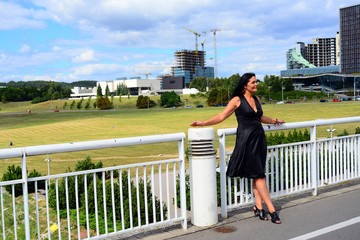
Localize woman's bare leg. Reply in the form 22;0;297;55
253;177;276;213
252;180;264;209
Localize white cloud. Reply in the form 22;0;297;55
0;1;49;30
19;44;31;53
23;75;52;81
52;45;61;51
72;50;96;63
72;63;122;76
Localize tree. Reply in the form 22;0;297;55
190;77;207;92
116;83;129;96
96;95;112;110
160;91;181;107
105;84;110;97
76;97;84;110
136;95;156;109
84;97;92;110
97;85;103;97
2;165;45;197
62;101;68;109
70;100;76;110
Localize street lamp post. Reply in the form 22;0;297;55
327;126;336;151
281;81;284;103
327;127;336;138
354;76;359;101
45;157;52;186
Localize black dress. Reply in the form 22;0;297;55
226;95;267;179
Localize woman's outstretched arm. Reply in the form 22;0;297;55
191;97;240;127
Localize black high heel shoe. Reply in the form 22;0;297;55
269;211;281;224
252;206;268;221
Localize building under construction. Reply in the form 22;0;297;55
171;49;214;87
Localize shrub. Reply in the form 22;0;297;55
48;157;166;232
2;165;45;197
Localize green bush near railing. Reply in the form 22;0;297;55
2;165;45;197
47;157;166;234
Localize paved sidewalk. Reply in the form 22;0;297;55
117;179;360;240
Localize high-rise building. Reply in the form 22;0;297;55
286;36;338;71
171;50;214;87
306;37;337;67
340;4;360;74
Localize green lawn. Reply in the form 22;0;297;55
1;98;359;177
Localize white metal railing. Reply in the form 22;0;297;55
218;116;360;218
0;133;187;240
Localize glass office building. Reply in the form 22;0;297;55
340;4;360;74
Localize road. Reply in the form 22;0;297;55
171;183;360;240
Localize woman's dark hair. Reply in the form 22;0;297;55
231;72;256;98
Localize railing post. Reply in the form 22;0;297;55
310;125;318;196
218;131;228;219
178;135;187;229
21;151;31;240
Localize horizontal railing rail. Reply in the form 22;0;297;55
218;116;360;218
0;133;187;240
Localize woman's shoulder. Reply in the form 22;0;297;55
254;95;261;102
229;96;241;108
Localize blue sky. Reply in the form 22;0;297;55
0;0;359;83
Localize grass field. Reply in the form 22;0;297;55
1;97;360;177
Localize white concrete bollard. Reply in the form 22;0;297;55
188;127;218;226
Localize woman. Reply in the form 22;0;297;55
191;73;284;224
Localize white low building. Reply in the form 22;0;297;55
71;77;198;98
97;77;161;96
71;77;161;98
70;87;97;98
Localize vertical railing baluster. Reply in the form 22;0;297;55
290;145;294;193
111;170;117;231
166;163;170;220
35;182;40;240
151;165;156;223
285;146;289;194
84;174;90;238
144;166;149;225
280;147;284;195
119;170;125;231
65;177;71;239
299;145;303;190
55;178;61;239
127;168;133;228
75;175;81;239
173;162;178;219
1;186;6;239
93;172;99;236
75;176;80;239
12;185;17;240
294;145;298;191
158;164;164;222
136;167;141;227
275;147;280;195
234;177;238;204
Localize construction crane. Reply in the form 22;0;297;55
201;39;206;51
143;72;151;79
183;27;201;52
210;28;221;79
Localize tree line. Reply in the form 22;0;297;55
0;80;96;103
190;74;327;105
